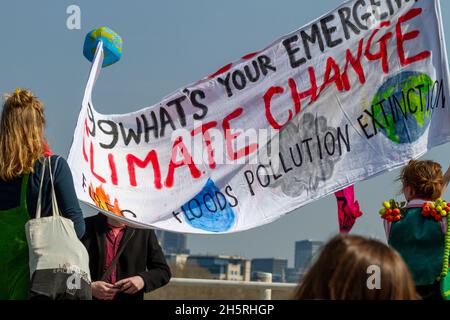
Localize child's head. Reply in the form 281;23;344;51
400;160;443;201
294;234;417;300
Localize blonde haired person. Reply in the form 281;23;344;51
0;89;85;300
294;234;418;300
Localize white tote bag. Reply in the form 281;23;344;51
25;157;91;299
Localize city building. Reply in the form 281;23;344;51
155;230;190;254
251;258;288;282
294;240;323;270
186;255;251;281
164;253;189;268
285;267;304;283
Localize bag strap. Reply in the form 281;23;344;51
35;156;61;219
47;157;60;217
35;158;47;219
441;217;450;278
101;229;135;282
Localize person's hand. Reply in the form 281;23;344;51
91;281;119;300
114;276;145;294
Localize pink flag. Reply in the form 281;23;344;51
334;185;363;233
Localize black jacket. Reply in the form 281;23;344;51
0;156;85;238
82;214;171;300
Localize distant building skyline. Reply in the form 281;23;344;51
294;240;324;270
285;268;304;284
156;230;190;255
186;255;251;281
251;258;288;283
162;238;323;283
164;253;189;267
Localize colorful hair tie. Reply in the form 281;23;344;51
379;198;450;222
379;199;404;222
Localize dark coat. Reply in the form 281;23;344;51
82;214;171;300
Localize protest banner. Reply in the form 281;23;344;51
68;0;450;233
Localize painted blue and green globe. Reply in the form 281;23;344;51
372;71;434;144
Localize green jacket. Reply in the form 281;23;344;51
388;207;445;286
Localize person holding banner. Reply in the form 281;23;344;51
0;89;85;300
381;160;450;300
82;213;171;300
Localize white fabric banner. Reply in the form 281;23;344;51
68;0;450;234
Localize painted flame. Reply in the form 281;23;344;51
88;184;124;217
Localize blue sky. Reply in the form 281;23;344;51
1;0;449;266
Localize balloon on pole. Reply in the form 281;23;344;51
83;26;122;67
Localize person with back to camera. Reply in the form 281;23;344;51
0;89;85;300
380;160;450;300
294;234;418;300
